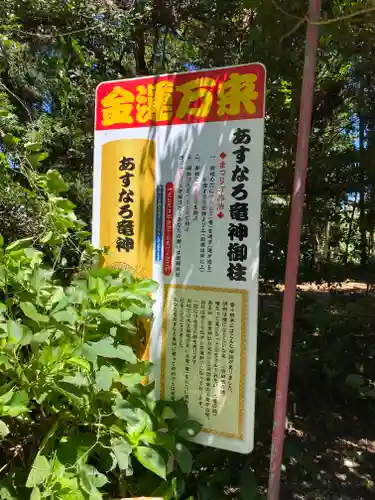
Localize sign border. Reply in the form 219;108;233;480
160;284;248;440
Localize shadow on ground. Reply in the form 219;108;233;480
186;283;375;499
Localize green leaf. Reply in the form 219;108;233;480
95;365;117;391
3;133;20;146
178;420;202;439
117;373;145;387
31;330;52;344
86;337;119;358
41;231;54;244
0;484;16;500
79;464;107;497
116;345;137;363
0;388;14;406
26;455;51;488
0;420;10;438
129;302;153;317
25;141;42;152
99;308;122;324
0;235;3;248
27;152;49;168
30;487;41;500
20;302;49;324
6;320;22;344
54;198;76;210
67;357;90;372
175;442;193;474
52;309;77;325
6;238;33;252
240;469;257;500
161;406;177;420
168;399;188;425
0;355;11;370
2;390;29;417
141;431;175;450
62;373;89;387
134;279;159;293
110;438;132;470
45;169;68;193
135;446;166;479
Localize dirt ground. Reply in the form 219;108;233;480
186;283;375;499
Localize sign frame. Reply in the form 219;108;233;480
93;63;266;454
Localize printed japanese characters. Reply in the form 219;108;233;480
93;64;266;453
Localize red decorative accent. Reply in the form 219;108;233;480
163;183;174;276
220;152;227;159
217;212;224;219
95;63;266;130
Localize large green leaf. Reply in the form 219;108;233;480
134;279;159;294
79;464;107;499
175;442;193;474
26;455;51;488
178;420;202;440
110;438;132;470
95;365;117;391
99;308;122;324
45;169;69;194
2;390;29;417
52;309;78;325
20;302;49;324
30;487;41;500
117;373;145;387
6;321;22;344
85;337;119;358
0;420;10;439
165;399;189;426
135;446;166;479
85;337;137;363
25;141;41;152
116;345;137;363
62;373;89;387
6;238;34;252
113;400;151;436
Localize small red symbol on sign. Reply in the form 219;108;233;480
217;212;224;219
220;152;227;159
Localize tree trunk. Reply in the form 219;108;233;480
359;112;367;266
323;218;331;262
134;25;149;76
343;192;357;264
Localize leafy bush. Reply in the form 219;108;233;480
0;239;200;499
0;138;200;498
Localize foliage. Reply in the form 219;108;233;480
1;0;375;279
0;232;201;499
2;0;375;498
0;127;200;498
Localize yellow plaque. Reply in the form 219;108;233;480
100;139;155;279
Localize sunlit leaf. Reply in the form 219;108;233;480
110;438;132;470
26;455;51;488
135;446;166;479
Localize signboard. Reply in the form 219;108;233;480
93;64;266;454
